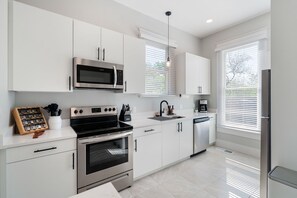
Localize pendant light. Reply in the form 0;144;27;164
165;11;171;67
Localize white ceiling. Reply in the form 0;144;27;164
112;0;270;38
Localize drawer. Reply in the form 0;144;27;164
6;138;76;163
133;125;161;138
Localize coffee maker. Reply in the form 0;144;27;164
198;99;208;112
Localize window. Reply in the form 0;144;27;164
218;40;266;131
145;42;175;95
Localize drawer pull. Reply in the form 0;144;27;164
34;147;57;153
144;129;155;133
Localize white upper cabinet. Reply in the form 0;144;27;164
73;21;124;65
123;35;145;94
176;52;211;95
10;1;73;92
73;20;101;61
101;28;124;65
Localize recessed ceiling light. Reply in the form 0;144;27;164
206;19;213;24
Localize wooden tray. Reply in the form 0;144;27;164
12;107;49;135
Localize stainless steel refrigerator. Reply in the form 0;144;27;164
260;69;271;198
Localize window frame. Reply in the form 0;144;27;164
219;41;262;132
144;41;175;96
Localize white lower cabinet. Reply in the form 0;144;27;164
3;138;77;198
7;151;76;198
162;120;193;166
179;120;194;159
133;125;162;179
209;114;217;144
162;122;180;166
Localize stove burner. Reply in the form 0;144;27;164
70;106;133;138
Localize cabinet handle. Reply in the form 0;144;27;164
72;152;75;170
69;76;71;91
34;147;57;153
177;123;180;132
103;48;106;61
144;129;154;133
97;47;100;60
134;139;137;152
125;81;127;92
180;122;183;132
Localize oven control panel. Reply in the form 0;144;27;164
71;106;117;118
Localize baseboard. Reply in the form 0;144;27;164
216;139;260;158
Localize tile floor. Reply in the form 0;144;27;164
120;147;260;198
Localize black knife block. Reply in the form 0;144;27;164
119;110;131;122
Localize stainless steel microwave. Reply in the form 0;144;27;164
73;57;124;90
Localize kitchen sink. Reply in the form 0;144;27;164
148;115;185;121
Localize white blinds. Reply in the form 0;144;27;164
218;40;266;131
145;42;175;95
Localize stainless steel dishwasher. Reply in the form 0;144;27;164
193;116;210;155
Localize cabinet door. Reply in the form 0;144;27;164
73;20;101;61
11;1;72;92
209;116;216;144
162;122;180;166
123;35;145;94
199;58;211;94
133;133;162;179
101;28;124;64
179;120;194;159
185;53;200;94
7;151;76;198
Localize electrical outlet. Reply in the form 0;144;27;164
132;107;136;113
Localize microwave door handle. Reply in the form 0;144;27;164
113;65;117;88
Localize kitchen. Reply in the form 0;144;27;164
0;0;296;197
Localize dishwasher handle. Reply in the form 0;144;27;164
193;117;210;123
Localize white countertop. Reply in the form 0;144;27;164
69;182;121;198
0;126;77;149
0;110;216;149
126;111;216;128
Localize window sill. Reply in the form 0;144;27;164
138;94;177;98
217;125;260;140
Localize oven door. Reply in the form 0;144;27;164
73;58;123;90
77;131;133;189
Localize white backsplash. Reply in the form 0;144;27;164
15;90;201;119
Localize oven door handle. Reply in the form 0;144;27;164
78;131;132;145
113;65;117;88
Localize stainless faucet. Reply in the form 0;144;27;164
160;100;169;117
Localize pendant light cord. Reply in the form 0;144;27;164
168;13;169;60
165;11;171;65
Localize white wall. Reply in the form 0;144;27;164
15;91;198;119
0;0;15;141
271;0;297;171
13;0;202;120
201;13;270;157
